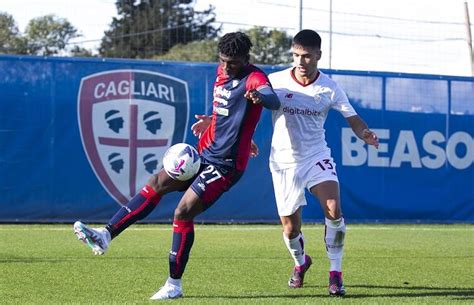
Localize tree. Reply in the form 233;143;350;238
154;39;217;62
100;0;219;59
0;12;27;54
70;45;94;57
155;27;293;65
24;14;79;56
244;27;292;65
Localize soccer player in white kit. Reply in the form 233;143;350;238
268;29;379;296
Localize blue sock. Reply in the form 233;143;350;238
169;219;195;279
106;185;161;239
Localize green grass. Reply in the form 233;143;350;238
1;224;473;304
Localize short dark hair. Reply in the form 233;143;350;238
218;32;253;58
292;29;321;49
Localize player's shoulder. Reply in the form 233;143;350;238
317;71;341;89
246;64;265;74
268;67;292;84
269;67;292;78
245;64;268;79
245;64;270;89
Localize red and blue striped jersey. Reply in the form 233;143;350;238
198;64;270;171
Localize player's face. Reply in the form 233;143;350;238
218;53;248;77
292;45;321;80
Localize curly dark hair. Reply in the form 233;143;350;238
218;32;253;58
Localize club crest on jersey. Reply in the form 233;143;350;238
78;69;189;205
314;94;322;103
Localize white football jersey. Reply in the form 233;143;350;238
268;68;357;170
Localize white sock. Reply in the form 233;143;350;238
325;217;345;272
167;277;181;287
283;232;306;266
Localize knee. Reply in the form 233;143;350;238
147;174;159;189
174;206;185;219
283;223;300;239
147;173;167;195
174;204;191;220
325;199;342;220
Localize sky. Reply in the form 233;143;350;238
2;0;474;76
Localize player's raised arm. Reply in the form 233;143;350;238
191;114;211;138
244;86;281;110
250;139;259;157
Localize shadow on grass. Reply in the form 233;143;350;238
343;284;474;299
184;285;474;300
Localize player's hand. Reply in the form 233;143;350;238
191;114;211;138
244;89;263;104
250;139;259;157
362;128;379;149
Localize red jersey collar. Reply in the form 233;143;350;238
290;68;320;87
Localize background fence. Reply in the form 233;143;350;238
0;55;473;223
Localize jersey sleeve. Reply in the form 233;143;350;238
245;70;271;91
331;85;357;118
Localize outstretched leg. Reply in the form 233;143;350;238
106;185;162;238
74;170;186;255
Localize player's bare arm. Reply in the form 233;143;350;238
346;115;379;149
244;85;281;110
250;139;259;157
191;114;211;138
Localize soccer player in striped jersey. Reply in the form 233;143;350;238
268;29;379;296
73;32;280;300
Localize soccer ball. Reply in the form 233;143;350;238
163;143;201;181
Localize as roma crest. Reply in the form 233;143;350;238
78;70;189;205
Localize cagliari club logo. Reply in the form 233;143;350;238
78;70;189;205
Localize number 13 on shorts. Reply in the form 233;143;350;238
315;158;337;177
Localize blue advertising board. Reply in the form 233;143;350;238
0;55;472;223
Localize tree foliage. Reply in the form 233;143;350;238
245;27;292;65
70;45;94;57
0;12;27;54
100;0;219;59
24;14;80;56
154;39;217;62
155;26;292;65
0;13;92;57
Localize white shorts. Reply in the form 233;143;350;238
271;156;339;216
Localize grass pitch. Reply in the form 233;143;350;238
1;224;473;304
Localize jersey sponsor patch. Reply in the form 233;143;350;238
214;106;229;116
